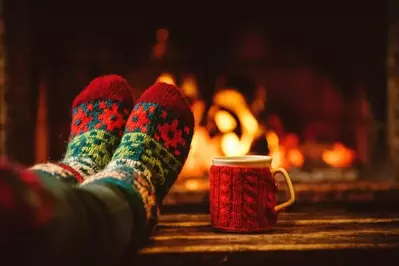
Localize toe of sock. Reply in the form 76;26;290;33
72;74;136;108
137;82;194;132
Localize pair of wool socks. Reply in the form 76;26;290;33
82;83;194;245
1;75;194;247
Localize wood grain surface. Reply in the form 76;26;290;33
132;210;399;266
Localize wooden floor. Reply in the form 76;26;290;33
133;209;399;266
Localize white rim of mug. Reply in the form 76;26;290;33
212;155;272;167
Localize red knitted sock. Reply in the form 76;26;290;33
30;75;136;184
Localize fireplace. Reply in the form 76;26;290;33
155;66;389;205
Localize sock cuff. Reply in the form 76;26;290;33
55;162;84;183
30;162;80;183
81;169;158;248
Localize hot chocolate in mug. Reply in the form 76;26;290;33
209;155;295;232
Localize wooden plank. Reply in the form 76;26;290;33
141;212;399;253
132;211;399;266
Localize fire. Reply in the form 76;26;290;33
156;73;175;85
266;131;284;169
213;89;259;156
322;143;355;168
155;73;356;180
184;179;201;191
178;75;222;177
181;75;198;99
214;110;237;133
266;131;304;169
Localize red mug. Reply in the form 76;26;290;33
209;155;295;232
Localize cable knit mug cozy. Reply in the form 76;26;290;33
209;155;295;232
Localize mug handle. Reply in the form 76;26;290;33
271;168;296;212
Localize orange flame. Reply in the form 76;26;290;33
322;143;355;168
214;89;259;156
156;73;175;85
155;73;356;180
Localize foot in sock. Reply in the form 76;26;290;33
81;82;194;244
31;75;136;184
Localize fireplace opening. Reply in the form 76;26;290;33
146;14;390;204
157;68;365;187
12;1;394;206
158;63;392;206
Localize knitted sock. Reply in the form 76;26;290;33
31;75;136;184
81;82;194;246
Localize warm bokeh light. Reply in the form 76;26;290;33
156;73;175;85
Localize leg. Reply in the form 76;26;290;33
0;158;133;266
